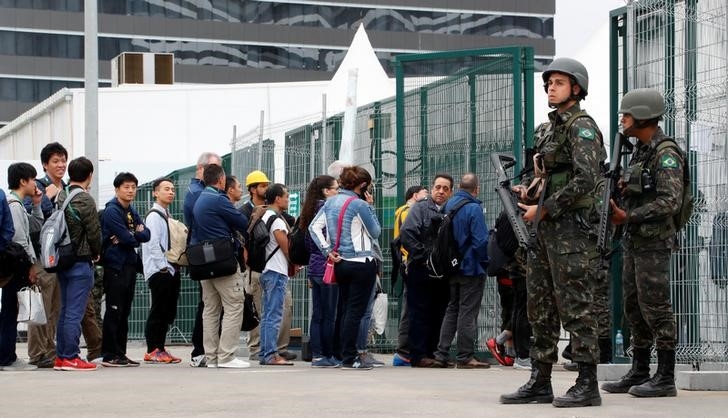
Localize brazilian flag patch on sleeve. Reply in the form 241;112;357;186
578;128;595;140
660;154;679;169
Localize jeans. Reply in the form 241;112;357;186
405;263;449;365
259;270;288;363
145;270;181;353
309;275;338;359
357;282;377;351
56;262;95;359
102;264;137;360
0;274;20;366
435;275;486;363
336;259;376;365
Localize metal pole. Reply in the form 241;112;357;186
321;94;327;172
257;110;264;169
84;0;99;203
231;125;236;177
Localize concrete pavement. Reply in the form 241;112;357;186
2;342;726;418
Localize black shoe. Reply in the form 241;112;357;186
601;347;651;393
562;343;573;361
563;361;578;372
628;350;677;398
124;356;140;367
500;360;554;404
552;363;602;408
279;351;297;361
102;357;130;368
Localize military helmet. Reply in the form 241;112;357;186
542;57;589;97
245;170;270;187
619;88;665;120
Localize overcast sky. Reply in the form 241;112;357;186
535;0;630;137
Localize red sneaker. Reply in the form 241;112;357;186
160;350;182;364
486;338;510;366
61;357;97;371
53;357;64;371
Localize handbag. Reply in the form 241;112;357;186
240;286;260;332
186;238;238;281
322;196;357;285
17;285;47;325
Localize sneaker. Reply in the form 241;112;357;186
503;356;514;367
392;353;411;367
341;357;373;371
486;338;510;366
311;357;338;368
33;357;55;369
1;358;38;371
124;356;140;367
262;355;293;366
144;349;164;363
328;357;342;367
61;357;97;371
160;350;182;364
53;357;64;370
513;357;532;370
190;354;207;368
102;357;130;367
359;352;385;368
217;358;251;369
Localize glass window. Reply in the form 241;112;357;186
0;78;16;101
0;31;15;55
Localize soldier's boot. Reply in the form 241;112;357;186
499;360;554;404
563;361;578;371
552;362;602;407
628;350;677;398
601;347;651;393
599;337;613;364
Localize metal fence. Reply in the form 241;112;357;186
610;0;728;365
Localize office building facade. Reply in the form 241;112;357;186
0;0;555;125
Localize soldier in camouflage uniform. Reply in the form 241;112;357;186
602;88;681;398
500;57;606;408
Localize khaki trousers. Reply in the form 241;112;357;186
27;264;60;362
201;269;245;364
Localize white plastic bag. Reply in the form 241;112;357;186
17;285;47;325
372;291;388;336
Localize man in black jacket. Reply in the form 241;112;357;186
399;173;453;367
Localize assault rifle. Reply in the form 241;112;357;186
596;132;633;258
490;153;531;249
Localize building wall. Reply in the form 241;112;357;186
0;0;554;125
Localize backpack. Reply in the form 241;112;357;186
287;218;310;266
246;207;280;273
657;139;694;232
149;209;189;266
426;199;472;279
39;188;84;273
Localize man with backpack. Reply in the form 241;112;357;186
432;173;490;369
602;88;685;398
54;157;102;371
141;178;182;364
399;173;453;368
241;170;295;362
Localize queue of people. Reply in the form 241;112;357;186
0;59;685;408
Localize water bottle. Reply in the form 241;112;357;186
615;329;624;357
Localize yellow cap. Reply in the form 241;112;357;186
245;170;270;187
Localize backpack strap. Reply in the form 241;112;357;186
59;188;84;213
148;209;171;252
264;213;280;263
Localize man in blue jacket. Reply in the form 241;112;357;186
100;172;151;367
432;173;490;368
183;152;221;367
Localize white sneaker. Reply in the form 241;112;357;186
190;355;207;368
1;358;38;371
217;358;251;369
513;357;532;370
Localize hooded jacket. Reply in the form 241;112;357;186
101;197;150;271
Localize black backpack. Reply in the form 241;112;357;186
426;199;471;279
287;218;310;266
246;208;280;273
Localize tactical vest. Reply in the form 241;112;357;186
536;111;600;210
623;137;687;243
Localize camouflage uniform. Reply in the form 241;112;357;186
523;103;606;365
621;126;681;351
